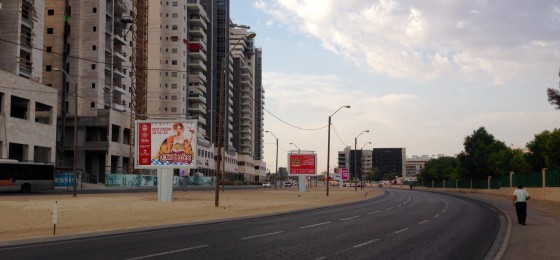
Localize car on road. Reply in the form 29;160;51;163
262;182;271;188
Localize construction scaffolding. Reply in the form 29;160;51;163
129;0;148;174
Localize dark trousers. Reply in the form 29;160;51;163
515;202;527;225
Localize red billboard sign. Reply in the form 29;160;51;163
288;153;317;176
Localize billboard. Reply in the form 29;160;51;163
287;152;317;176
135;120;197;169
340;168;349;180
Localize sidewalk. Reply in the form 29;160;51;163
449;192;560;259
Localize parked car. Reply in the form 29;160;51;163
284;182;292;187
262;182;271;188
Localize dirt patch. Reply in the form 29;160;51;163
0;187;383;242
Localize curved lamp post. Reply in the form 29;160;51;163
326;105;350;196
215;32;257;207
289;143;300;153
354;130;369;191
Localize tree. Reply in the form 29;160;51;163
526;129;560;170
364;167;381;181
457;127;509;179
547;70;560;110
418;156;458;181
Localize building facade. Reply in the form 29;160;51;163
372;148;406;177
42;0;134;182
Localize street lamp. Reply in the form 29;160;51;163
360;141;372;190
215;32;257;207
326;105;350;196
289;143;300;153
53;67;77;197
265;131;278;190
354;130;369;191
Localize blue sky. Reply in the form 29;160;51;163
231;0;560;174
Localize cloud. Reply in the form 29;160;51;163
258;0;560;84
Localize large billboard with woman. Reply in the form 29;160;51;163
135;120;197;169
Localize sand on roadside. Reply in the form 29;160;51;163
0;187;383;243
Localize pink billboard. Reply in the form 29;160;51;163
288;153;317;176
340;168;349;180
135;120;197;169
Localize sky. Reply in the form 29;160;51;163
230;0;560;174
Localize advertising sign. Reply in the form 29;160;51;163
340;168;349;180
287;152;317;176
135;120;197;169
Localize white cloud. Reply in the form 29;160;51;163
258;0;560;84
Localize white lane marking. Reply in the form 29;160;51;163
340;215;360;221
368;210;381;214
385;207;394;210
353;239;380;248
126;245;209;260
433;214;440;218
396;204;402;207
394;228;409;234
314;257;327;260
419;220;429;225
241;231;284;240
300;222;331;229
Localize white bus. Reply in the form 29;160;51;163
0;159;55;193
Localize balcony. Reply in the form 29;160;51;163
188;93;206;103
112;102;126;112
114;34;127;45
188;104;206;114
113;68;127;78
188;49;207;61
188;14;208;30
115;0;128;12
188;82;206;93
196;115;207;125
188;59;206;71
188;26;206;38
114;50;127;62
188;71;206;83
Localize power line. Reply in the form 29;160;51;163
331;122;349;147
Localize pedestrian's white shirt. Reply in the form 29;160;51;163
513;189;529;202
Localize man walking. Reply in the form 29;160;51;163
513;185;530;225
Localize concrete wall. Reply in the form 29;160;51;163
0;70;58;163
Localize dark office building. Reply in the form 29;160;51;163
372;148;406;177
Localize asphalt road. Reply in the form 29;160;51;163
0;189;501;259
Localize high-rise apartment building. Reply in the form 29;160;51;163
43;0;134;183
253;48;264;161
0;0;58;164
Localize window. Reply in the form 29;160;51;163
46;46;52;53
90;102;95;108
91;83;96;89
35;102;52;125
172;48;177;53
10;96;29;120
172;1;178;6
171;84;177;89
171;60;177;65
171;107;177;112
92;26;97;32
171;72;177;77
46;65;52;71
91;64;96;70
171;95;177;101
92;45;96;51
93;7;97;13
111;124;120;142
47;28;53;34
172;13;178;18
172;25;178;30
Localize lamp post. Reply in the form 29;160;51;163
360;141;371;190
354;130;369;191
54;68;77;197
289;143;300;153
215;32;257;207
265;131;278;190
326;105;350;196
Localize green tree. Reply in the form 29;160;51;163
457;127;509;179
526;129;560;170
418;156;458;181
547;70;560;110
364;167;381;181
383;172;397;181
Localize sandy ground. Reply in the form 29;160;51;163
0;187;382;243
